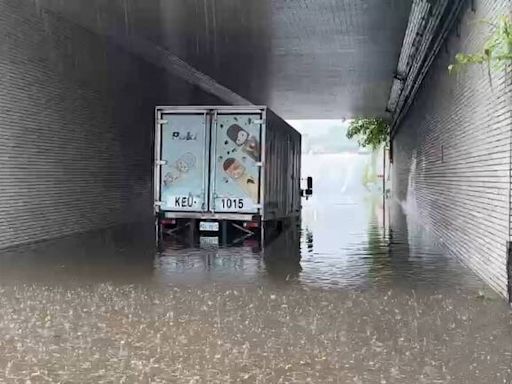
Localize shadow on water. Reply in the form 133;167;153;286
0;224;156;285
261;223;302;283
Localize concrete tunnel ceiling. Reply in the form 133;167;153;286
36;0;413;119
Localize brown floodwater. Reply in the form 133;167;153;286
0;154;511;383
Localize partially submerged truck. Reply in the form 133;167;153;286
154;106;312;244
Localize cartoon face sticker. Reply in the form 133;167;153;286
163;152;197;187
227;124;249;146
223;158;245;180
163;172;179;186
176;152;196;173
176;159;189;173
226;124;260;162
222;158;259;201
236;130;249;145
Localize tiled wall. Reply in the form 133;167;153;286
392;0;512;297
0;0;223;248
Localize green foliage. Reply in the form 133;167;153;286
346;118;390;150
448;16;512;74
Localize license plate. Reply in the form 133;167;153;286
200;236;219;247
199;222;219;231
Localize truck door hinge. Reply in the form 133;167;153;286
254;204;263;209
252;119;265;125
256;162;264;167
157;119;168;125
154;201;163;206
156;160;168;166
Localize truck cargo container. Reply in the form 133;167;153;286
154;106;311;244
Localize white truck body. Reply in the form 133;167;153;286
154;106;301;223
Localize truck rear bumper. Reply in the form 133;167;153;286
160;211;259;222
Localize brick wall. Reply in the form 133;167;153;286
392;0;512;297
0;0;223;248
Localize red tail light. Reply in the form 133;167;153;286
244;220;260;229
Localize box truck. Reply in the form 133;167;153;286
154;106;311;244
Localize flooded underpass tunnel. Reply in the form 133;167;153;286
1;153;512;382
1;0;512;382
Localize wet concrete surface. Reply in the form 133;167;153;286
1;154;512;383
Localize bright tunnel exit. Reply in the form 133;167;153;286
286;119;390;288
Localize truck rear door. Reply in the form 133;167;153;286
210;112;262;214
158;112;209;212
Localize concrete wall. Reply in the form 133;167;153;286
0;0;223;249
392;0;512;297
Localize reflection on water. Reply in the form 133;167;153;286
0;153;511;383
0;199;483;293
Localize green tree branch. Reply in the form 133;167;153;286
346;118;390;150
448;16;512;74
